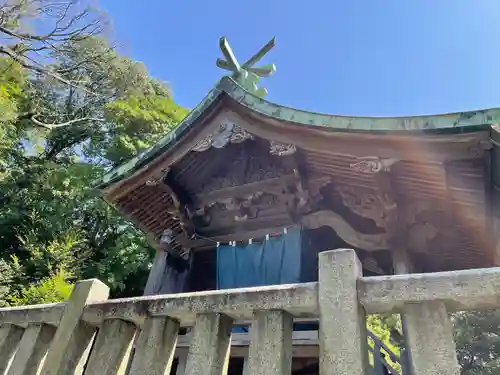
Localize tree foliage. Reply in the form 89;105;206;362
454;311;500;375
0;1;187;304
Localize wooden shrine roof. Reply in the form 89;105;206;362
95;76;500;273
95;76;500;191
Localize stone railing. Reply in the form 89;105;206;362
0;249;496;374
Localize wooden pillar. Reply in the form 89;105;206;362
144;249;168;296
247;310;293;375
392;248;413;274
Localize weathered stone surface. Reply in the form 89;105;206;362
185;313;233;375
318;249;368;375
128;316;179;375
8;323;56;375
359;267;500;314
0;303;65;327
0;324;24;373
40;279;110;375
404;301;460;375
247;310;293;375
84;319;137;375
82;282;318;326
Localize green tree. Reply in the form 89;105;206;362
10;269;74;306
454;311;500;375
103;94;188;165
0;259;15;307
0;4;188;301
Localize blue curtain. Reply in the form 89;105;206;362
216;227;302;289
216;227;318;333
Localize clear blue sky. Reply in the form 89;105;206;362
100;0;500;116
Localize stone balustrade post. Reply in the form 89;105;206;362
8;323;56;375
185;313;233;375
176;351;188;375
129;316;180;375
40;279;110;375
84;318;137;375
404;301;460;375
247;310;293;375
0;324;24;373
318;249;368;375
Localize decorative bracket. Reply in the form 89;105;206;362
468;139;492;157
336;186;387;228
350;156;400;173
157;229;190;260
145;167;171;187
191;120;298;158
301;210;388;251
192;121;254;152
270;140;296;156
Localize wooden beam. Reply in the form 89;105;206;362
192;174;299;206
159;176;197;238
184;225;298;250
301;210;388;251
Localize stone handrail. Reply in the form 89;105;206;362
0;248;494;374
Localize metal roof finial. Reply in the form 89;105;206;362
216;36;276;98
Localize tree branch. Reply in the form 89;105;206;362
0;45;100;96
30;115;104;129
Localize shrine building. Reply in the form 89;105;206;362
94;37;500;374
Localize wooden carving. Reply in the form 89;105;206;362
190;118;299;158
192;121;254;152
197;150;288;193
269;140;296;156
336;186;387;227
403;202;449;254
190;144;321;225
145;167;171;187
350;156;399;173
207;192;265;222
301;210;388;251
156;178;199;237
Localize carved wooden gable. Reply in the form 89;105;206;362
190;139;297;232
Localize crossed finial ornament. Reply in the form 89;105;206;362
216;36;276;98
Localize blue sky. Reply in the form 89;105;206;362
100;1;500;116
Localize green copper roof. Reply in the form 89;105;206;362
95;76;500;191
219;77;500;132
